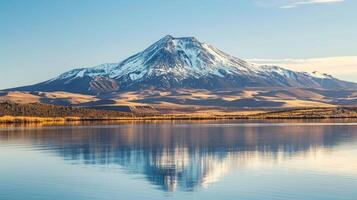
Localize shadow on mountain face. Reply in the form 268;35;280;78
134;96;285;107
40;98;73;106
77;99;117;107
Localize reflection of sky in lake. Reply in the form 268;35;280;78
0;122;357;199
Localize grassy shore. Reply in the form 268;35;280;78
0;114;243;124
249;107;357;119
0;102;357;124
0;116;83;123
1;107;357;124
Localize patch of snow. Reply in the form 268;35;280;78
310;71;331;79
48;35;334;88
75;69;86;78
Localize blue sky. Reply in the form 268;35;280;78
1;0;356;89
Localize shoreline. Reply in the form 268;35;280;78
1;102;357;124
1;114;357;124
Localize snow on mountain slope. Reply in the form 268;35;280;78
56;35;260;81
54;63;118;81
8;35;357;94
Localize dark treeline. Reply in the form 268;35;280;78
1;101;357;120
0;101;131;118
252;107;357;119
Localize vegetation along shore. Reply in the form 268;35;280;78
0;101;357;124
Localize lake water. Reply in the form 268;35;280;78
1;121;357;200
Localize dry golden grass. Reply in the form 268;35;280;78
39;91;97;104
0;91;97;105
0;92;41;104
274;99;334;108
2;88;353;112
1;107;356;124
104;88;338;111
0;116;66;123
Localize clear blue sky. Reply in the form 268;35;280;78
1;0;356;89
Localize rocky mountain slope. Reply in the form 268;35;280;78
8;35;357;95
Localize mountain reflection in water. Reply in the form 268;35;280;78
1;122;356;192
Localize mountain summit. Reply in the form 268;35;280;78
9;35;357;94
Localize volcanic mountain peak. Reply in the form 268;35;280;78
113;36;250;80
56;35;258;82
8;35;357;94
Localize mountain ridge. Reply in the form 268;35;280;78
6;35;357;95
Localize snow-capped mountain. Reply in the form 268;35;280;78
9;35;357;94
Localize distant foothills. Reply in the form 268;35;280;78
1;35;357;122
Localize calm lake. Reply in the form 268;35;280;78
1;121;357;200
